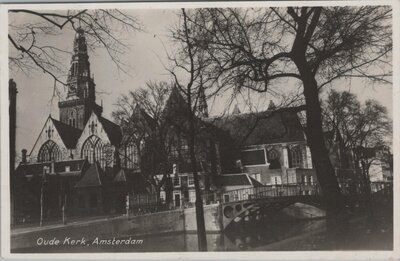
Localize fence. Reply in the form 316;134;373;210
126;181;392;216
200;183;320;204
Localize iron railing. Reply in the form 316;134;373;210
127;181;392;215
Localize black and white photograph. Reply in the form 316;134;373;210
0;1;398;258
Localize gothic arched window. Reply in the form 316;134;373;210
124;136;139;169
268;149;281;169
38;140;61;162
81;135;108;168
290;146;303;168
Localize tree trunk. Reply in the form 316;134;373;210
187;104;207;251
295;57;345;216
360;159;375;228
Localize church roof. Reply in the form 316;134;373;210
162;87;189;123
133;105;156;129
74;162;105;188
206;108;305;147
97;115;123;145
50;118;82;148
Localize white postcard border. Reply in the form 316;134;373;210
1;0;399;259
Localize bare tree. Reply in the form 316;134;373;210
9;9;141;88
323;90;392;187
166;8;211;251
177;6;392;214
113;81;174;204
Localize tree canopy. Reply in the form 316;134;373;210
173;6;392;213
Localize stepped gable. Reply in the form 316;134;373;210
50;117;82;149
74;162;105;188
207;108;305;147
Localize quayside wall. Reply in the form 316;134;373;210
11;204;222;250
11;202;324;250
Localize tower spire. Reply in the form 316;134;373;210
197;76;208;118
66;27;94;101
59;28;102;130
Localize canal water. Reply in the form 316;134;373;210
14;211;393;252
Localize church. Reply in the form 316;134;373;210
13;28;319;223
14;28;128;221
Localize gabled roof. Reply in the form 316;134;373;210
113;169;127;183
132;105;156;129
74;162;105;188
207;108;305;147
120;105;156;144
162;87;190;125
216;173;261;187
96;115;122;145
50;118;82;148
121;168;151;193
248;176;264;187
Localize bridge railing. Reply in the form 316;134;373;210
200;183;321;204
128;181;392;215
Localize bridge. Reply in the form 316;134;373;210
128;181;392;231
201;182;392;230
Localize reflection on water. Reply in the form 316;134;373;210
15;214;330;253
14;206;394;253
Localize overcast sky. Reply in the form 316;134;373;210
9;8;393;158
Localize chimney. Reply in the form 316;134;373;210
173;163;178;178
236;159;243;172
21;149;27;164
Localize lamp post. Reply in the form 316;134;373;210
62;193;67;225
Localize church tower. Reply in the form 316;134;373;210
58;28;102;130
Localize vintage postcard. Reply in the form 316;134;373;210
0;1;398;259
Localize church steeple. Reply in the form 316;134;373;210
66;27;95;101
58;28;102;130
197;76;208;118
